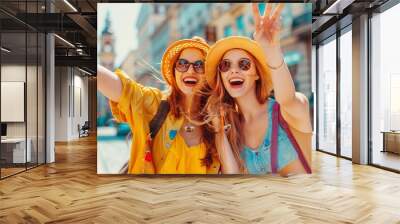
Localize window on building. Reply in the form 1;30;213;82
258;3;266;14
236;15;245;36
159;5;166;14
249;16;254;25
224;25;232;37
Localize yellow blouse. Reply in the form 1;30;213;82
109;69;220;174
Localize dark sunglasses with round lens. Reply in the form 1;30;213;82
175;58;205;74
218;58;252;73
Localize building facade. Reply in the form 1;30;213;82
98;11;115;127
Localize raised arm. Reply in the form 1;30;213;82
97;64;123;102
251;3;312;133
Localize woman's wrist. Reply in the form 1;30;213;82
267;57;285;70
262;45;285;70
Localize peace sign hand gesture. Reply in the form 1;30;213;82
251;3;284;50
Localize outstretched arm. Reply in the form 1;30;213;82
97;65;122;102
251;3;312;133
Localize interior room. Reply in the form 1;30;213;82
0;0;399;223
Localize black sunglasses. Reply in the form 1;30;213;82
175;58;205;74
218;58;252;73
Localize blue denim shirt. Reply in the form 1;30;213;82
240;98;298;174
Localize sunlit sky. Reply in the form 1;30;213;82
97;3;141;67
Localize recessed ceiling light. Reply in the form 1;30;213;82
63;0;78;12
1;47;11;53
322;0;356;15
78;67;92;76
54;34;75;48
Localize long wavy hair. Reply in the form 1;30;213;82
166;37;217;167
204;53;269;173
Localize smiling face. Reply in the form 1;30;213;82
219;49;260;99
174;48;205;96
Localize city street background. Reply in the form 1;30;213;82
97;3;312;173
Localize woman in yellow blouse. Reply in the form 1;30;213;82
98;37;220;174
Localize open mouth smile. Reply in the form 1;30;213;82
182;77;199;87
228;77;244;89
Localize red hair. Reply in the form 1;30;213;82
205;57;269;173
165;36;217;167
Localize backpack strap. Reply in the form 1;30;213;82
119;100;170;174
271;102;279;173
149;100;170;140
270;102;312;174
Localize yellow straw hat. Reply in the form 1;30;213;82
205;36;273;100
161;37;210;85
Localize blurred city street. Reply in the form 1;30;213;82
97;3;313;173
97;128;129;174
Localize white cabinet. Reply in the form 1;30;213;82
1;138;32;163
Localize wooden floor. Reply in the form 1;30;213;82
373;150;400;171
1;167;26;178
1;136;400;223
1;163;45;178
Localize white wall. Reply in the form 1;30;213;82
55;66;69;141
1;65;30;138
72;73;89;138
54;67;89;141
1;64;46;164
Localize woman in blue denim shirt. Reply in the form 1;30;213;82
204;3;312;175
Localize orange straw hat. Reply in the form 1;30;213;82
161;37;210;85
205;36;273;100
